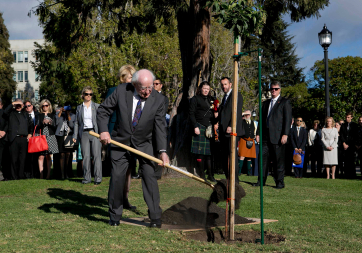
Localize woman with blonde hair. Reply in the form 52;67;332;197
321;117;338;179
37;99;59;179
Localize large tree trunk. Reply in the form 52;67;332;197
168;0;211;174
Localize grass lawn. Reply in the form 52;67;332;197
1;168;362;252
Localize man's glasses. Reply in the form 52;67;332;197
270;88;280;91
296;120;302;122
25;105;32;108
153;82;161;85
140;86;153;91
42;104;49;107
84;93;93;96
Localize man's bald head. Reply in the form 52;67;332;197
132;69;156;99
243;110;251;120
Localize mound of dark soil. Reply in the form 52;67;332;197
185;229;286;244
209;179;246;209
162;196;252;227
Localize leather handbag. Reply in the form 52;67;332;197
28;126;49;153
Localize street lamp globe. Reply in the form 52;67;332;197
318;24;332;48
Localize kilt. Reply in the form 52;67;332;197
238;137;256;158
191;123;211;155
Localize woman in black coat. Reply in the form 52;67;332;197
37;99;58;179
189;81;216;182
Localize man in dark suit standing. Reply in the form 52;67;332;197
217;77;244;183
97;69;169;228
3;99;34;180
253;81;292;189
24;100;40;178
290;117;307;178
153;78;169;115
340;112;358;179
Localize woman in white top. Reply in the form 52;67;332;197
321;117;338;179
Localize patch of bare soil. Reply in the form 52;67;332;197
162;196;252;228
185;229;286;244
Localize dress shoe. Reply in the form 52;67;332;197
109;220;120;226
252;182;265;187
123;202;137;211
149;219;162;228
82;181;91;184
275;184;285;189
131;174;141;179
94;182;101;185
207;177;217;183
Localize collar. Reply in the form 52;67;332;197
271;94;280;101
226;89;232;97
83;101;92;107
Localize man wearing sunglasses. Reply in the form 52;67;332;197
97;69;169;228
153;79;169;115
253;81;292;189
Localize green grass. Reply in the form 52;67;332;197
1;168;362;252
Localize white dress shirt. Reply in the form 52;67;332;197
132;90;146;120
223;89;232;105
83;102;93;129
308;129;317;146
268;94;280;116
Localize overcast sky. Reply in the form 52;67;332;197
1;0;361;78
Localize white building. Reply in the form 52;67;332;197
9;39;45;102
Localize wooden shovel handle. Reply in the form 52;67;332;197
89;131;214;189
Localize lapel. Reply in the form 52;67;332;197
91;102;96;124
138;90;155;127
126;84;134;130
80;104;84;122
269;96;282;117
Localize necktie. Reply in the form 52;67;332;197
222;94;228;106
268;99;274;116
297;127;300;137
132;98;143;132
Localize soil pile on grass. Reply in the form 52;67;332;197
185;230;286;244
162;196;252;227
209;179;246;209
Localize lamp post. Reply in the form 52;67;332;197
318;24;332;117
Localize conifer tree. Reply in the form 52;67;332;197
0;12;16;105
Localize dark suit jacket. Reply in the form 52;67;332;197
97;83;167;159
106;86;117;133
36;113;56;135
3;104;34;143
73;102;100;141
257;96;292;145
291;126;307;151
217;90;244;138
0;109;8;141
340;122;358;146
161;92;169;115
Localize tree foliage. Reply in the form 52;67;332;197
0;12;16;105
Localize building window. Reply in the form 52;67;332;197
13;92;17;101
18;91;23;99
34;90;39;101
24;51;28;62
18;71;23;82
13;72;16;81
18;51;23;63
13;52;16;63
25;71;28;82
35;72;41;82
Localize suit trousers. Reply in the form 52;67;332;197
108;149;162;221
81;131;102;183
9;136;28;180
343;147;356;179
258;140;286;186
220;136;240;183
0;139;5;180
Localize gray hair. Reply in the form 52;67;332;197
131;69;156;85
15;98;24;103
270;80;281;88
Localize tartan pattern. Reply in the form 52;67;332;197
191;123;211;155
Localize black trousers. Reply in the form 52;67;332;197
257;140;286;186
0;139;6;180
220;136;240;183
344;147;356;178
9;136;28;180
310;146;323;176
108;148;162;222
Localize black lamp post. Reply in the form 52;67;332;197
318;24;332;117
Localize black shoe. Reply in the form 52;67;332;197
124;202;137;211
149;219;162;228
207;177;217;183
275;184;285;189
82;181;91;184
94;182;101;185
109;220;120;226
131;175;140;179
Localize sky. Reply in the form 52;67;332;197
1;0;362;79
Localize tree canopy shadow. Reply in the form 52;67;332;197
38;188;109;223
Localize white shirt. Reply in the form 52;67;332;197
132;90;146;121
83;102;93;129
308;129;317;146
268;94;280;116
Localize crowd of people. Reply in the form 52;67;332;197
0;65;361;227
